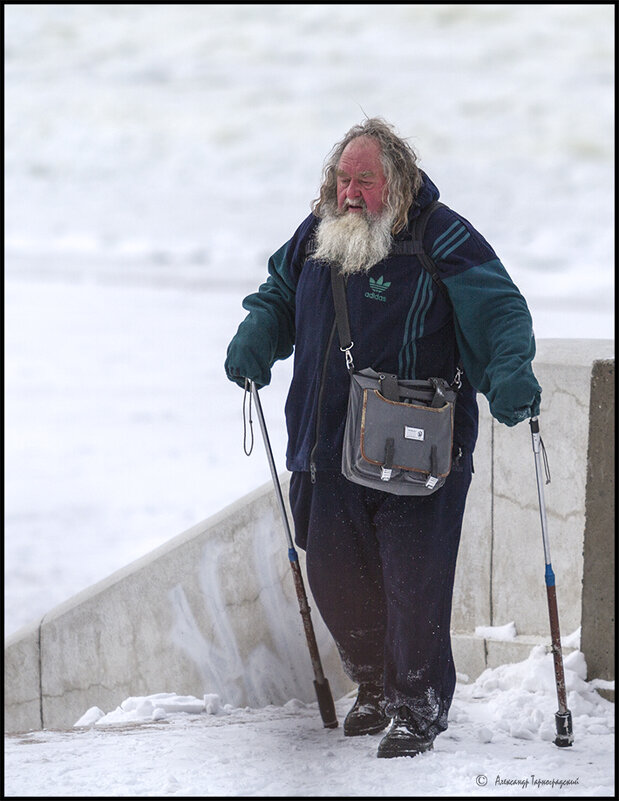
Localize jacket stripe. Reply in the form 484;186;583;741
430;220;461;252
431;222;469;260
399;271;433;378
398;275;425;376
437;231;470;261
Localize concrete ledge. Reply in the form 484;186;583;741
4;340;614;732
452;633;578;680
4;620;43;733
50;479;353;731
451;634;487;682
485;637;576;671
7;481;353;733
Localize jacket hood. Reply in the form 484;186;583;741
408;170;440;221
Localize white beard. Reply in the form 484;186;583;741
313;205;395;275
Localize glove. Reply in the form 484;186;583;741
224;269;295;389
225;365;249;390
493;389;541;427
224;326;272;390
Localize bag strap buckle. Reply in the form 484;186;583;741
340;343;354;372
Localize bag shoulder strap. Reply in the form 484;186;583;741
330;266;353;368
391;200;451;304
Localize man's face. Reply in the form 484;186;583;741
336;137;388;217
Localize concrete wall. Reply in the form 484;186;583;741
5;340;614;733
5;484;354;733
451;340;615;681
580;359;615;688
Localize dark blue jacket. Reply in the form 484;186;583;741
225;172;541;473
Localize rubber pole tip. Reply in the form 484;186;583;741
554;711;574;747
314;678;338;729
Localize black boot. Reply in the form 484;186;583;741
377;706;435;758
343;683;390;737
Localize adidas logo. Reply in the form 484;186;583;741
365;275;391;302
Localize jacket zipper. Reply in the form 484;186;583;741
309;317;338;483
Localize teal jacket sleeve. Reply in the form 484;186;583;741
225;240;297;389
437;225;542;426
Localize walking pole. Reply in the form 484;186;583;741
248;380;338;729
529;416;573;747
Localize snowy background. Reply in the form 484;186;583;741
4;5;615;795
5;3;614;640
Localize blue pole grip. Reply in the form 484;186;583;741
288;547;298;563
545;563;556;587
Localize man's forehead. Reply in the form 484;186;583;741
336;166;377;177
337;139;384;176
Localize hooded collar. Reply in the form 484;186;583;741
396;170;441;238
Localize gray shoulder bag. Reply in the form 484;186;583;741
331;202;459;496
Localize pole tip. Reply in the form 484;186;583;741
314;678;338;729
554;711;574;747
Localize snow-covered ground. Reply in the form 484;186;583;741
4;4;614;796
4;642;614;796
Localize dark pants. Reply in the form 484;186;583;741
289;451;473;739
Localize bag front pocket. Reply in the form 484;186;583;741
341;369;457;495
360;389;454;479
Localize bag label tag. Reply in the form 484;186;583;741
404;426;425;441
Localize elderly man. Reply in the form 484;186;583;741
225;118;541;758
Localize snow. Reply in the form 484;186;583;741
475;622;518;642
4;4;614;796
4;646;614;796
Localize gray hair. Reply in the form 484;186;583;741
311;118;423;235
